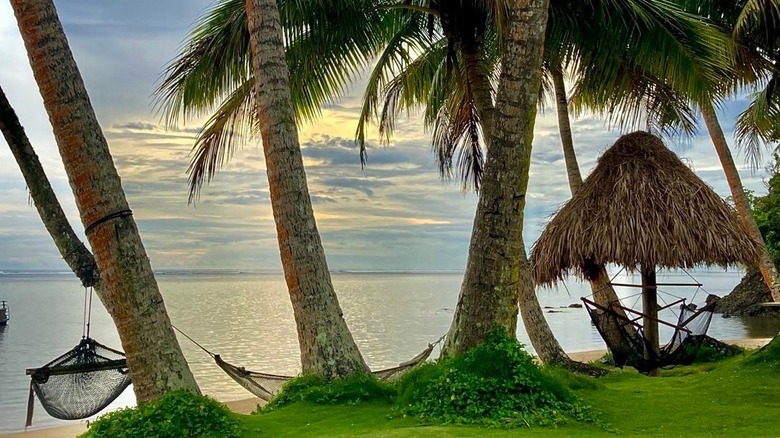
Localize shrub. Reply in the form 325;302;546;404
693;343;744;364
395;331;597;427
79;391;239;438
264;373;396;411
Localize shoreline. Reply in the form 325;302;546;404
1;337;771;438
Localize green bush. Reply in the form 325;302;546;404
395;331;597;427
264;373;396;411
693;343;744;364
79;391;239;438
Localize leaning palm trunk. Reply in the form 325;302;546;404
11;0;200;401
0;85;100;288
245;0;369;378
442;0;552;357
701;100;780;302
550;67;637;351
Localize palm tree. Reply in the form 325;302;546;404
441;0;551;355
9;0;200;401
157;0;574;363
0;85;100;289
672;0;780;302
156;0;735;362
243;0;369;377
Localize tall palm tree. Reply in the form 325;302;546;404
672;0;780;301
244;0;369;377
156;0;734;362
157;0;574;363
443;0;551;355
10;0;200;401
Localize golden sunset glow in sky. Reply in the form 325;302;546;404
0;1;770;271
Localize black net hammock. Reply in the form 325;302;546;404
25;288;131;427
580;270;714;375
174;326;444;402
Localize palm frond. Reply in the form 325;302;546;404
355;8;439;162
187;78;258;203
736;83;780;169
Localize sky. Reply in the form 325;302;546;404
0;1;774;272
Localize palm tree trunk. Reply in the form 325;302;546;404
550;67;637;353
0;85;99;288
460;45;495;132
550;68;583;193
245;0;369;378
701;100;780;302
442;0;551;357
11;0;200;401
517;243;568;363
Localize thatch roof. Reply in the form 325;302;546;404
531;131;762;285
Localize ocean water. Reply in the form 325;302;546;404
0;270;778;433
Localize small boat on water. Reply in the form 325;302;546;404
0;300;8;325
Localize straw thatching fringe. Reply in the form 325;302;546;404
531;131;762;285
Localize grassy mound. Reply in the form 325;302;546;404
396;331;597;427
79;391;239;438
265;373;396;411
747;336;780;367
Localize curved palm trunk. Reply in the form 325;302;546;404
442;0;552;357
246;0;369;378
550;68;583;193
550;68;636;353
0;85;99;288
11;0;199;401
517;242;568;363
701;100;780;302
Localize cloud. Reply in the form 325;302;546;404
0;1;775;272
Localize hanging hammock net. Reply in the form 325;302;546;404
174;325;443;402
26;337;131;427
212;340;438;401
582;283;714;374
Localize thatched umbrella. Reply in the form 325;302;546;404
531;131;761;370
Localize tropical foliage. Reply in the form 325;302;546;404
397;331;597;427
80;392;239;438
156;0;735;194
753;155;780;266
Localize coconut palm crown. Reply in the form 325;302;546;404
155;0;735;197
531;131;762;285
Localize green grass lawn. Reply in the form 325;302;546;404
234;351;780;437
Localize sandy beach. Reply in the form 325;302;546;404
1;338;771;438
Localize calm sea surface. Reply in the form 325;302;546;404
1;270;778;433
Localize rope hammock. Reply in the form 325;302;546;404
25;288;131;427
174;326;443;402
581;269;714;374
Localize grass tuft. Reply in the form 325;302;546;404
264;373;396;411
395;331;598;427
79;391;239;438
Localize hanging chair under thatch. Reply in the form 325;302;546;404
531;131;761;285
530;131;761;373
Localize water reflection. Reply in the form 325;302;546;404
0;324;7;346
0;271;778;434
732;315;780;339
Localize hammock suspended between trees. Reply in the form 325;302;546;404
582;294;714;374
214;342;438;401
25;337;131;427
175;326;442;402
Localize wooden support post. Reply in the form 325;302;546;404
642;266;659;376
